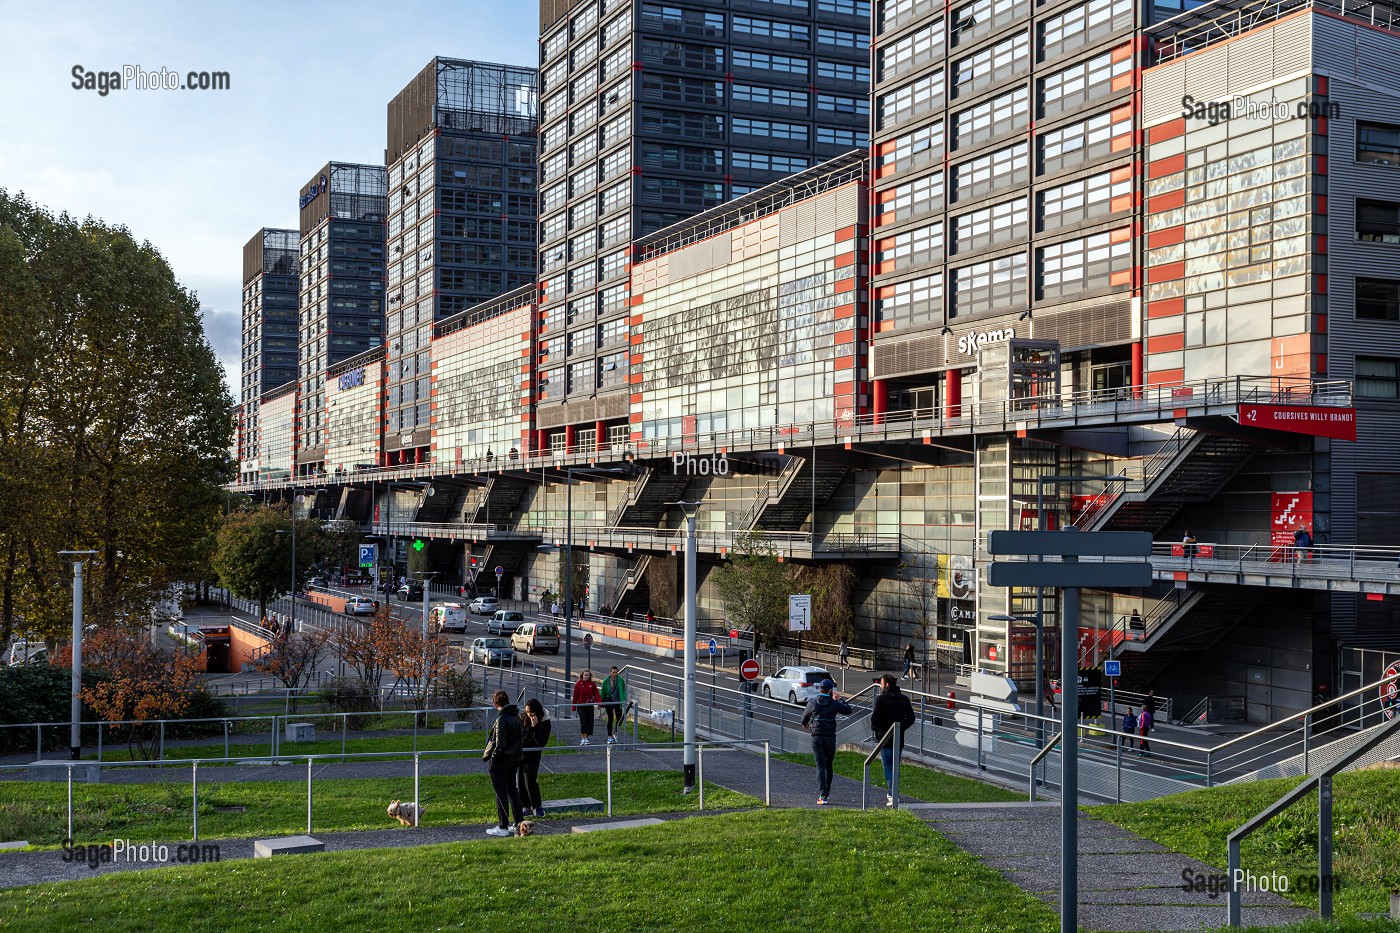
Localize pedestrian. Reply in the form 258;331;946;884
517;698;551;818
802;680;852;805
1138;704;1153;757
482;690;525;836
601;666;628;745
572;669;602;746
1293;526;1312;564
1128;609;1145;639
1182;529;1198;559
645;609;655;626
902;643;915;681
1121;707;1136;750
839;638;850;668
870;673;916;806
551;600;560;617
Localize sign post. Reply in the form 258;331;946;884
708;637;719;682
989;529;1152;933
359;544;380;606
789;594;812;663
584;632;593;672
494;565;504;599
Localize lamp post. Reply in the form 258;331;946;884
58;550;98;760
676;500;702;792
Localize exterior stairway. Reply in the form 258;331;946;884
610;555;653;617
746;459;850;532
414;482;469;524
471;539;537;593
464;476;531;526
1111;592;1258;692
1077;429;1258;534
610;467;692;528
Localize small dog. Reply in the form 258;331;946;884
387;800;423;827
516;820;536;837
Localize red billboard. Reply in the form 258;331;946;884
1270;491;1314;560
1239;404;1356;441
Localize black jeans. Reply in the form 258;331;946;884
516;754;542;811
811;735;836;798
577;705;595;738
604;703;623;737
489;761;524;828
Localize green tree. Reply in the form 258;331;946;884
713;532;790;649
318;519;363;575
211;507;319;622
792;563;858;643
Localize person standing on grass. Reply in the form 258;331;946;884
870;673;916;806
1138;704;1153;757
572;669;602;745
601;666;628;745
482;690;525;837
801;679;852;805
517;698;552;818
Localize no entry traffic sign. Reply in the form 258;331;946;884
740;658;761;681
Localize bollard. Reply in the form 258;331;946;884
414;753;421;827
697;744;705;812
918;697;926;757
37;724;42;760
977;707;984;770
192;762;199;840
606;744;613;816
764;742;771;806
342;714;348;762
67;764;73;842
307;758;313;834
224;720;230;760
892;723;902;809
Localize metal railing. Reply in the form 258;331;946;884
738;457;804;530
1071;426;1191;529
861;722;903;810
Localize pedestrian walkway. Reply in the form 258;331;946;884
913;802;1313;932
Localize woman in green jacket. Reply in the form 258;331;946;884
601;666;628;745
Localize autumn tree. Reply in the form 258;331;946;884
211;507;321;622
74;622;202;760
254;624;333;710
384;623;455;711
333;605;397;698
792;563;858;643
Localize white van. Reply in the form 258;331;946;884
430;603;469;633
4;639;47;667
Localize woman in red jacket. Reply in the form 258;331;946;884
572;669;602;746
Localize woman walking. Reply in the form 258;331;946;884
601;666;628;745
571;669;602;746
517;698;552;817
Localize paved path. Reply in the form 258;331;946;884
913;802;1314;932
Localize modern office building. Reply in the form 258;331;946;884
237;228;300;483
382;58;539;465
296;162;388;475
533;0;871;450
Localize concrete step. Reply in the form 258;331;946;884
571;818;665;834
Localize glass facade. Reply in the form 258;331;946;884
431;297;533;462
239;228;299;481
325;353;383;473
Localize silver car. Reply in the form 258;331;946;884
761;666;834;705
469;636;515;666
487;610;526;635
344;596;376;616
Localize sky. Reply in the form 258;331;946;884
0;0;539;394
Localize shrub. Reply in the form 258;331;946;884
318;676;377;730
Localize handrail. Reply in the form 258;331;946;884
739;456;804;530
1028;731;1063;801
1209;668;1400;757
861;722;902;810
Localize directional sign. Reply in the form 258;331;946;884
708;637;718;656
1103;660;1121;678
740;658;761;681
788;594;812;632
989;562;1153;589
989;530;1152;557
357;544;378;569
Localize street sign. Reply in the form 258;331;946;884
494;565;504;576
412;538;426;552
970;671;1019;703
584;633;594;649
1383;662;1400;720
988;530;1152;557
357;544;377;569
788;594;812;632
988;562;1153;588
708;637;718;656
740;658;761;681
1103;660;1121;678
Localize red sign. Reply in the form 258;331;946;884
1239;404;1357;441
1270;492;1314;560
740;658;761;681
1383;663;1400;720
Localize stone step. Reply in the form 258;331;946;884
253;835;325;857
571;818;666;834
540;797;605;815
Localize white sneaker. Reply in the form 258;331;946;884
886;795;894;807
580;738;589;746
485;826;511;837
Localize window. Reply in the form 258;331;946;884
542;151;568;184
732;152;810;173
818;93;868;116
952;142;1028;202
953;86;1028;149
1358;199;1400;244
1356;356;1400;398
1039;107;1131;174
818;60;869;83
951;0;1030;44
600;283;628;315
599;350;628;387
640;75;724;105
878;20;944;82
819;0;870;15
954;198;1028;253
1040;48;1131;118
1357;279;1400;321
733;16;810;41
874;272;943;330
876;171;944;226
878;70;946;131
543;26;568;62
951;252;1027;318
642;4;725;34
876;222;945;271
569;327;597;356
600;180;630;215
876;121;945;177
1041;0;1133;61
1358;121;1400;167
733;50;809;75
1038;230;1131;302
568;360;594;393
642;108;725;138
1038;168;1130;231
952;32;1028;96
733;84;809;109
640;39;724;71
818;127;867;148
599;248;629;281
601;43;632;81
818;27;864;48
733;117;810;142
879;0;938;34
600;145;631;182
600;317;628;346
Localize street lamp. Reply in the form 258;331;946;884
58;550;98;760
675;499;702;792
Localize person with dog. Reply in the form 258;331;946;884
870;673;917;806
572;669;602;746
601;666;628;745
801;679;852;805
517;698;552;818
482;689;526;837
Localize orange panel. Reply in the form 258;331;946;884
1148;154;1185;179
1147;333;1184;354
1148;226;1184;249
1147;368;1185;387
1148;189;1185;213
1148;118;1186;144
1147;261;1184;283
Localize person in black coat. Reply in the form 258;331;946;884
482;690;525;836
870;674;917;805
517;698;552;818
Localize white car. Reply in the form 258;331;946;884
344;596;376;616
469;637;515;666
430;604;469;633
469;596;500;615
487;610;526;636
761;666;835;705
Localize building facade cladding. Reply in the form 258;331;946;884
325;349;384;474
430;297;534;464
383;58;540;461
238;228;299;481
297;162;387;469
628;179;867;442
535;0;871;439
259;386;298;481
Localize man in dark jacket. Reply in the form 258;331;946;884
870;674;917;806
482;690;525;836
801;680;852;805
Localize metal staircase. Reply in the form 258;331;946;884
1076;428;1258;533
464;476;531;526
1109;592;1258;692
471;539;536;592
609;467;692;528
414;482;469;524
746;459;850;532
610;555;653;617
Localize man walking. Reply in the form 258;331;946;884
838;638;850;668
482;690;525;836
801;679;852;805
601;665;628;745
870;673;916;806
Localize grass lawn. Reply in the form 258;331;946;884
776;749;1020;804
0;810;1062;933
0;770;757;848
1093;769;1400;916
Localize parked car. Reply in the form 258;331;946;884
469;636;515;666
761;666;835;705
307;576;329;590
487;609;526;635
4;639;46;667
511;621;561;654
470;596;500;615
344;596;376;616
397;582;424;601
430;603;469;633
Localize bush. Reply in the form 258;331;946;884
428;668;480;714
0;665;102;755
164;689;230;740
318;676;377;730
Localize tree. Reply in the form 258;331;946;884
0;192;233;648
555;550;588;608
792;564;858;643
900;561;939;690
713;532;790;649
318;519;363;577
254;624;333;710
73;621;201;760
211;507;319;622
383;623;454;711
333;605;398;699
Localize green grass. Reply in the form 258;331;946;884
0;810;1063;933
0;770;757;848
776;749;1021;803
1093;769;1400;916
